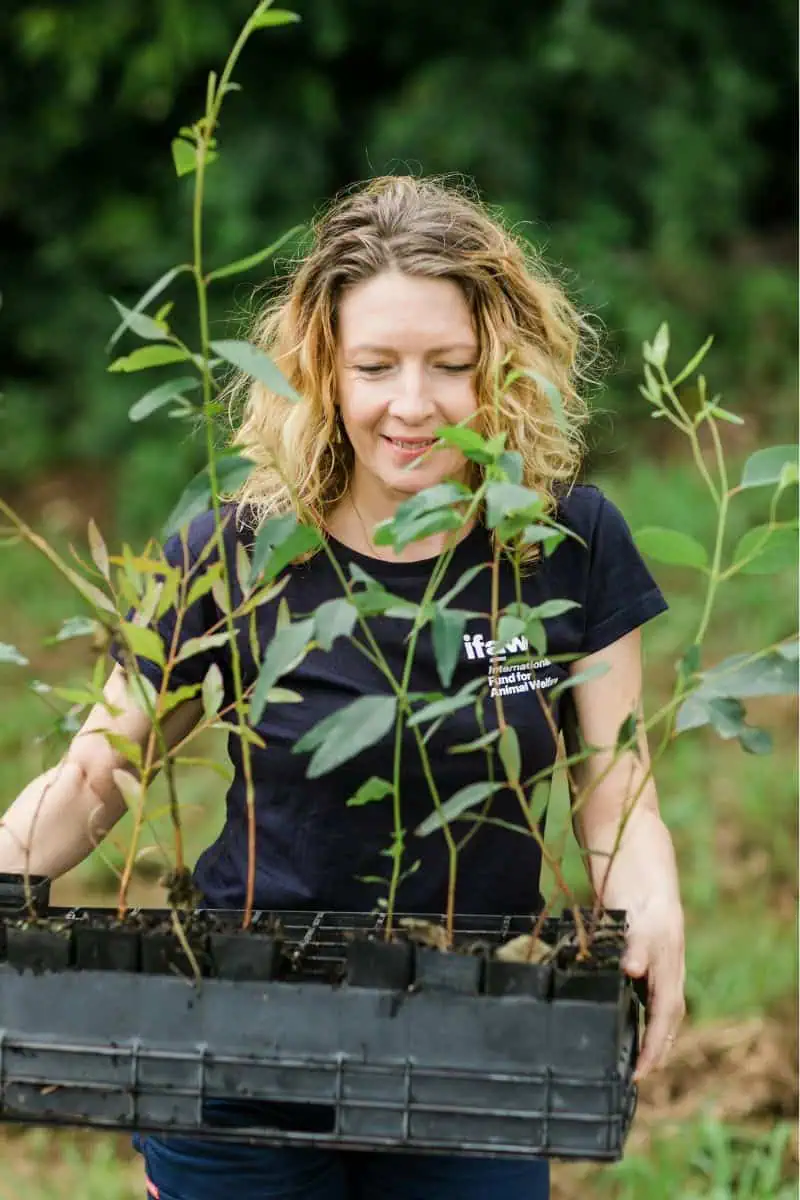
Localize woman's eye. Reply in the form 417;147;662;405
356;364;390;375
438;363;475;374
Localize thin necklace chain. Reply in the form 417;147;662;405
349;498;396;561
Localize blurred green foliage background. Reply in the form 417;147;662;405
0;2;797;1196
0;0;796;538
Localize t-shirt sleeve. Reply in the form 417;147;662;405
580;492;668;655
109;510;230;694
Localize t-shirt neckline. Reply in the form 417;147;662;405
323;521;487;583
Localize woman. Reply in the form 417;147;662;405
0;176;685;1199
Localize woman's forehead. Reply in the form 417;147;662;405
337;271;476;348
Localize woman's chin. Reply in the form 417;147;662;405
382;467;446;496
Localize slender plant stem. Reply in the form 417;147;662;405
188;17;269;928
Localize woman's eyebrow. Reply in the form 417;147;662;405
347;342;478;354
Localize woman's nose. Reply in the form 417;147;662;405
389;362;434;419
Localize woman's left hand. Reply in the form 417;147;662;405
620;890;686;1081
566;632;687;1081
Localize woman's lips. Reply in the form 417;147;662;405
382;435;437;459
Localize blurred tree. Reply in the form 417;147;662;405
0;0;795;531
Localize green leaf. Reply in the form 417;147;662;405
615;711;640;757
777;639;799;661
170;755;233;784
707;403;744;425
703;698;773;756
530;599;580;619
111;768;144;809
526;371;568;434
157;684;203;716
739;445;799;491
675;649;798;733
519;524;564;556
186;562;223;609
266;687;303;704
252;8;301;26
171;137;197;177
236;542;252;598
375;506;463;552
347;776;393;807
416;782;505;837
348;582;418;620
677;643;702;687
498;726;521;784
707;696;746;740
432;608;468;688
250;513;322;583
201;663;225;720
129;377;200;423
162;455;255;536
644;322;670;368
250;619;314;723
109;345;190;373
107;265;190;351
634;526;709;570
174;631;232;664
485;481;542;530
101;732;143;772
109;297;169;343
732;525;797;575
206;226;304;282
238;575;289;618
496;450;524;484
496;615;525;645
448;728;501;755
313;598;357;650
0;643;28;666
523;618;546;655
434;424;496;463
407;677;485;727
438;563;488;608
211;339;301;402
779;461;799;490
388;481;472;523
87;519;110;580
293;696;397;778
738;725;773;755
119;622;165;668
49;616;98;644
549;662;611;699
57;562;115;614
670;335;714;389
380;828;406;863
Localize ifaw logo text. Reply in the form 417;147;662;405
462;632;559;700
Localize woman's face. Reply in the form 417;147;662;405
335;270;479;503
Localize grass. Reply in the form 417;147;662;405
595;1117;797;1200
0;1128;140;1200
0;451;796;1196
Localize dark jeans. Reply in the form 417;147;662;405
134;1133;550;1199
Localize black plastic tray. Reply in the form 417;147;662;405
0;905;640;1161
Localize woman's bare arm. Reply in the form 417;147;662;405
566;629;686;1079
0;664;202;879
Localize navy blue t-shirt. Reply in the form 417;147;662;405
112;485;667;916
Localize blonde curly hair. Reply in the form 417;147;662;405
227;175;596;542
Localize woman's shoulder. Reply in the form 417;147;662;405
165;502;255;561
552;482;608;538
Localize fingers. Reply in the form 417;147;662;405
622;908;685;1082
632;951;685;1082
